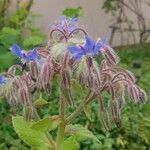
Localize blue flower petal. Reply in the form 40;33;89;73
54;16;78;33
68;46;84;60
0;75;7;85
94;38;108;53
74;52;84;60
68;46;82;54
84;36;95;52
71;17;78;23
10;44;23;58
26;49;37;61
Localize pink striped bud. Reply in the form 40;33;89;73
77;73;86;85
113;67;136;83
37;47;50;58
102;46;120;65
61;68;71;89
23;105;33;122
110;100;121;127
127;84;139;103
137;87;147;103
99;60;108;71
29;62;39;79
40;56;53;94
61;67;74;107
87;69;101;90
86;58;101;90
9;95;18;110
99;108;112;131
13;76;26;88
19;87;30;106
76;59;88;86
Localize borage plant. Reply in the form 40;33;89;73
0;16;147;150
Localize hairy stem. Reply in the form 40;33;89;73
56;122;66;150
56;93;66;150
66;91;93;123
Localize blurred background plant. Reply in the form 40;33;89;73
102;0;150;45
0;2;150;150
63;7;82;18
0;0;45;71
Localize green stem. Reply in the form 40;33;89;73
66;91;93;123
56;93;66;150
56;122;66;150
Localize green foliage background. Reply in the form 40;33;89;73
0;0;45;71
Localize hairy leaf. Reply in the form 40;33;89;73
12;116;51;150
31;116;62;132
62;136;79;150
65;124;101;144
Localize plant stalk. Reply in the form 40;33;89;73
56;93;66;150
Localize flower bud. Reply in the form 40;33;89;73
9;91;18;110
13;76;25;88
19;87;30;106
29;62;39;79
102;46;120;65
37;47;50;58
61;68;71;89
127;84;139;103
61;67;74;107
99;60;108;71
110;100;121;127
99;108;112;131
23;105;33;122
76;58;88;86
137;87;147;103
40;56;53;94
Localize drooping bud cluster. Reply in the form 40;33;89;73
0;16;147;129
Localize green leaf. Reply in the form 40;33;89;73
31;116;62;132
23;36;43;48
12;116;51;150
62;136;79;150
65;124;101;144
33;98;48;108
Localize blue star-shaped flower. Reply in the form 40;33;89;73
53;16;78;34
68;36;107;60
0;75;7;85
10;44;37;63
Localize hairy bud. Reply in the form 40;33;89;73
23;105;33;122
102;46;120;65
61;67;74;107
127;84;139;103
29;62;39;79
19;87;30;106
40;56;53;94
99;108;112;131
110;100;121;127
137;87;147;103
